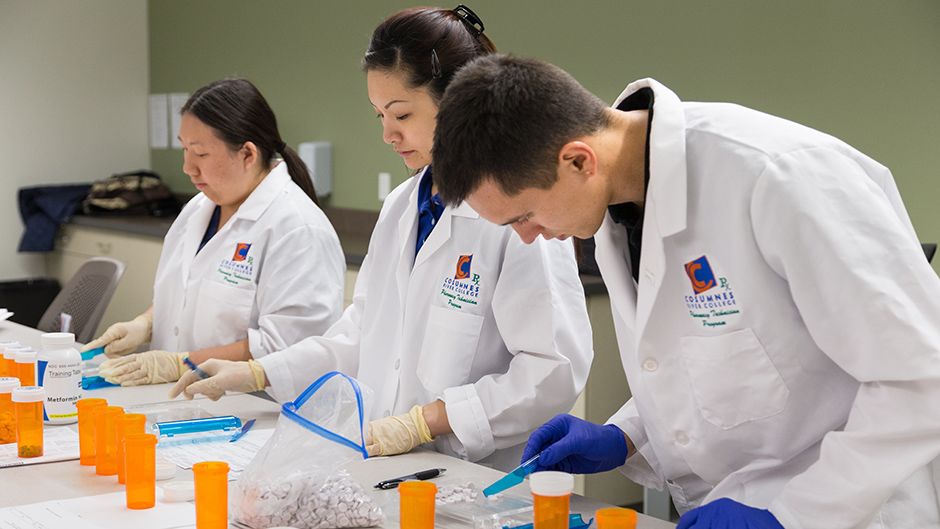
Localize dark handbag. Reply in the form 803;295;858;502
82;170;181;217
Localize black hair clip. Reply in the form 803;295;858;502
430;49;443;79
453;4;484;37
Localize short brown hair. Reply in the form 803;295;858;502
433;54;609;205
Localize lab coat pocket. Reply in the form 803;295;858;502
679;328;789;429
194;280;256;345
417;306;484;395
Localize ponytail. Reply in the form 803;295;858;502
279;145;319;206
183;78;320;206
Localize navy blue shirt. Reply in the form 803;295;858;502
197;206;221;253
415;167;445;256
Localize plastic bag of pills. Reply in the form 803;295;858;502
230;372;383;528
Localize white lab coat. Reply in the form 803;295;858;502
258;168;593;470
599;79;940;529
152;162;345;358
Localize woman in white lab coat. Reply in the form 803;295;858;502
84;78;345;387
170;6;593;471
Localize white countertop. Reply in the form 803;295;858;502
0;319;674;528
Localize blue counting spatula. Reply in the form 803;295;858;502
482;453;541;497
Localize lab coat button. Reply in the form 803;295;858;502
394;359;400;370
675;431;690;446
383;410;390;417
173;326;179;336
642;358;658;372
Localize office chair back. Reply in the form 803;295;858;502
37;257;125;343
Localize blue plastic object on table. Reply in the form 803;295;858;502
506;513;592;529
483;453;541;497
80;346;105;361
81;375;119;390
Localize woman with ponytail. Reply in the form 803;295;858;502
171;7;593;472
85;78;346;389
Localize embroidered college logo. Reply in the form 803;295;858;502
684;255;716;294
455;254;472;280
233;243;252;262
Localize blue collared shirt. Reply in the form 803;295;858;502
197;205;221;253
415;166;445;256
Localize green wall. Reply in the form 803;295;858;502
150;0;940;268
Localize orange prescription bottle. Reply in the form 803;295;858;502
0;341;18;377
94;406;124;476
14;350;37;387
75;398;107;465
596;507;638;529
1;342;23;377
193;461;230;529
124;433;158;509
117;413;147;484
398;481;437;529
529;471;574;529
12;386;46;458
0;377;21;444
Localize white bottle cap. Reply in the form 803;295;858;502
529;471;574;497
14;350;38;363
161;480;195;502
0;377;21;393
12;386;45;403
2;345;27;360
156;459;177;481
41;332;75;349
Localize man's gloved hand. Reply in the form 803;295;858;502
82;313;153;358
168;359;266;401
677;498;784;529
98;350;186;386
365;405;433;457
521;414;628;474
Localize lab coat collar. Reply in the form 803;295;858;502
231;161;292;222
175;162;291;284
612;78;688;238
177;195;217;283
412;173;478;269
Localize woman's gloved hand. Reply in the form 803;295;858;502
98;350;186;386
169;359;266;401
677;498;784;529
365;405;433;457
82;313;153;358
521;414;629;474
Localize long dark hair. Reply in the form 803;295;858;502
363;5;496;101
182;78;319;205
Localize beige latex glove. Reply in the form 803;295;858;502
169;359;266;401
99;350;187;386
82;313;153;358
365;405;433;457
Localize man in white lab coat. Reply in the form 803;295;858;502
432;54;940;529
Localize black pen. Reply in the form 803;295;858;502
374;468;446;489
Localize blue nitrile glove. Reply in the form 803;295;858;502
677;498;784;529
521;414;628;474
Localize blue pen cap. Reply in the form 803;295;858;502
152;415;242;437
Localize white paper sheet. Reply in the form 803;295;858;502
168;93;189;149
0;425;79;468
157;427;273;472
148;94;169;149
0;490;194;529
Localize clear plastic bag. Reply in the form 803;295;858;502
230;371;383;528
